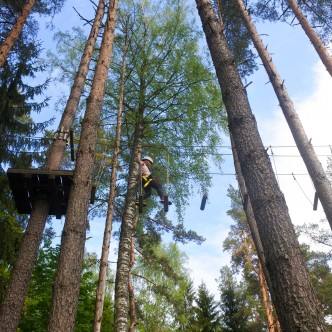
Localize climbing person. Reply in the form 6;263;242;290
139;155;172;205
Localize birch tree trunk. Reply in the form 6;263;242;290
286;0;332;76
114;23;148;331
0;2;105;332
235;0;332;231
196;0;327;330
114;120;143;331
47;0;118;330
128;213;139;332
92;18;129;332
0;0;36;67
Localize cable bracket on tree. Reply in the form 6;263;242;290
53;126;70;145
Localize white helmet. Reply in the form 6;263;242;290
142;156;153;164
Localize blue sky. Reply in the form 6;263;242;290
35;0;332;297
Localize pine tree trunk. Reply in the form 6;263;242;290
235;0;332;231
0;200;49;332
0;0;36;67
0;2;105;332
242;236;276;331
46;0;106;171
230;134;274;293
232;135;279;330
92;17;128;332
47;0;118;331
196;0;327;330
286;0;332;76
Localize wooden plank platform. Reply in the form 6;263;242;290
7;168;74;219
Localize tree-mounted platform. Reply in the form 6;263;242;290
7;168;74;219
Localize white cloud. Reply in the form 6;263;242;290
187;250;230;296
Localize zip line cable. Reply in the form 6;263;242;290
2;145;332;158
292;172;313;206
4;135;332;150
269;146;279;185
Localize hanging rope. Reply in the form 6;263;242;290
95;156;107;190
137;148;144;213
166;147;170;196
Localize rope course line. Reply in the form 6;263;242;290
4;135;332;149
3;148;332;160
292;172;313;206
269;146;280;184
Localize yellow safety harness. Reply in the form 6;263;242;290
142;175;153;188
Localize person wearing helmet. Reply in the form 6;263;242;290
139;155;172;205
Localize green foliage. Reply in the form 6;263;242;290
224;185;254;273
0;0;55;170
0;0;66;21
0;171;29;306
0;175;25;305
133;241;194;331
295;221;332;254
249;0;332;44
212;0;258;78
223;186;274;330
112;0;226;220
0;35;52;167
218;266;263;332
174;281;197;331
49;0;228;223
0;30;52;304
136;210;205;246
48;27;97;87
17;243;114;331
75;253;114;332
299;243;332;326
226;184;332;329
18;241;60;331
193;282;222;331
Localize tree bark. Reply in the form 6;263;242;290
232;135;279;331
47;0;117;331
46;0;106;171
0;2;105;332
258;261;277;332
196;0;327;330
128;213;139;332
230;134;274;293
0;200;49;332
286;0;332;76
114;23;148;331
114;121;143;331
0;0;36;68
92;16;128;332
235;0;332;231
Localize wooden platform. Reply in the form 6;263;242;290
7;168;74;219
